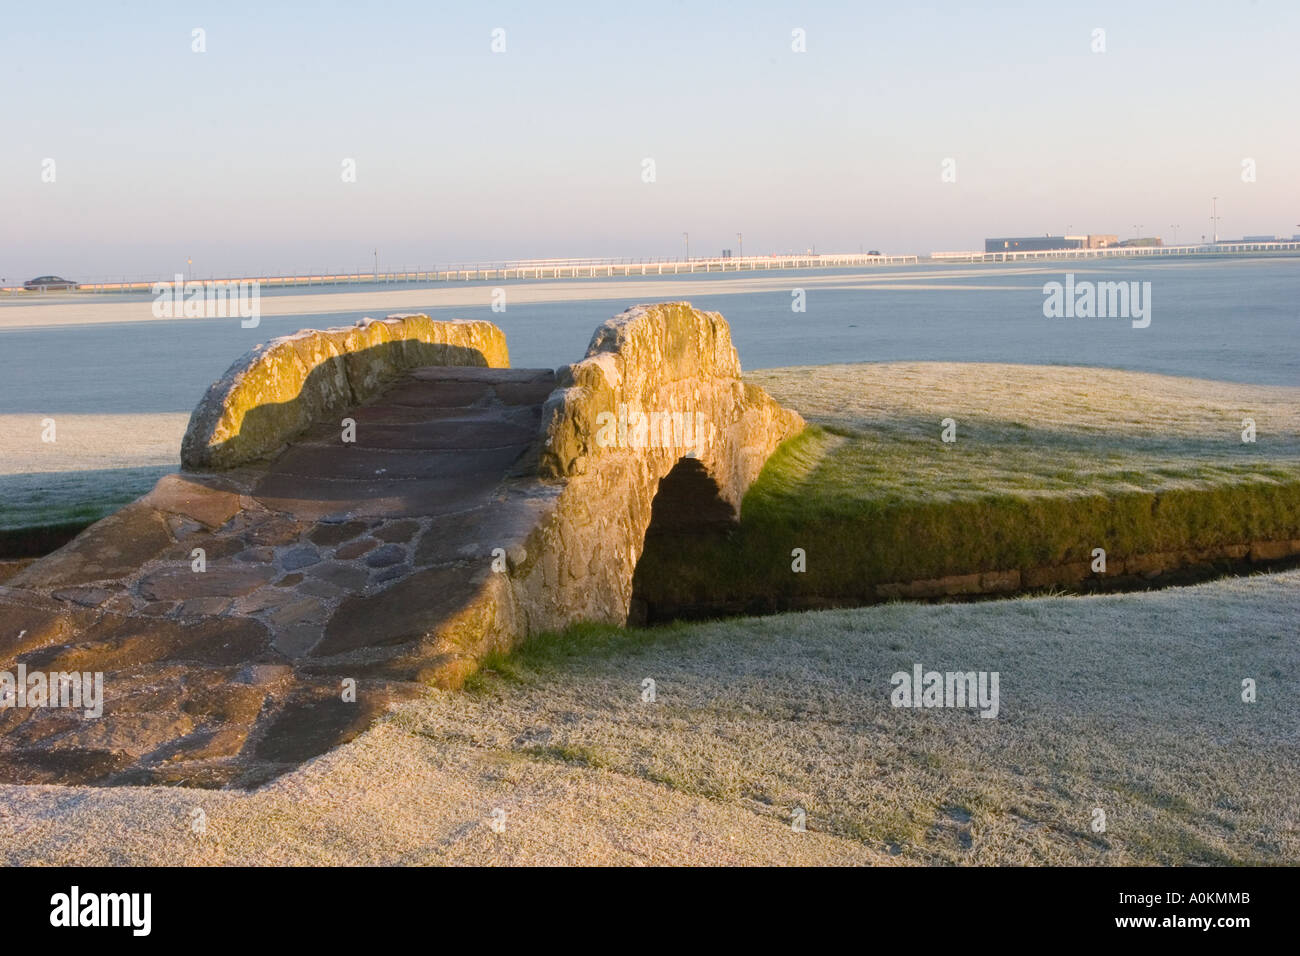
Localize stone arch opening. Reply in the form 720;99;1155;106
628;456;738;625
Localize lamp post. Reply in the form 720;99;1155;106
682;232;689;261
737;233;743;258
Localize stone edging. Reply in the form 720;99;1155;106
640;538;1300;622
873;539;1300;599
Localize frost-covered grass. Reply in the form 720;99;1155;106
3;570;1296;865
749;362;1300;503
0;413;186;531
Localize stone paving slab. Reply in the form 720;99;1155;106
378;380;498;408
304;417;541;451
251;473;495;520
265;444;531;481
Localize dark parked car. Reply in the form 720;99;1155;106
23;275;78;291
867;250;882;256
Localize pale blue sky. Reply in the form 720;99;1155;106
3;0;1297;279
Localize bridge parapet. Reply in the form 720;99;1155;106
539;302;800;492
181;314;508;470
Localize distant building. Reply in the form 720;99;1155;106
984;236;1084;253
1242;234;1285;242
1066;234;1120;248
983;234;1119;253
1117;236;1163;247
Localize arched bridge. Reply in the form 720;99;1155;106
0;303;802;787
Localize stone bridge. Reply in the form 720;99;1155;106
0;303;802;787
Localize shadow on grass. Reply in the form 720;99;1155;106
463;619;712;692
0;466;176;555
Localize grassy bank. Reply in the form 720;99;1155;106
635;363;1300;612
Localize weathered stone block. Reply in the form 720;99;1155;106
181;315;509;470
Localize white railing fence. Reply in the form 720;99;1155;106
0;253;919;295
